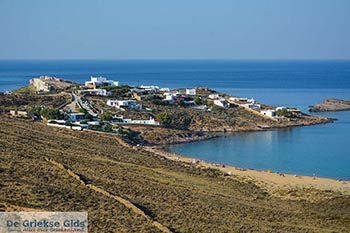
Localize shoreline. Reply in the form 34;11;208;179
143;146;350;195
139;115;335;146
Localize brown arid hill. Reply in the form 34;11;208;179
310;98;350;112
0;93;71;110
1;117;350;232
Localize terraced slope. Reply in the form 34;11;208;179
1;117;350;232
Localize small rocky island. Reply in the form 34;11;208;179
310;98;350;112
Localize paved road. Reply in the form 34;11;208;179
67;93;98;117
66;94;77;112
75;93;98;117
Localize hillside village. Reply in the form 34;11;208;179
1;75;332;145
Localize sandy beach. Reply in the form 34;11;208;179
144;146;350;195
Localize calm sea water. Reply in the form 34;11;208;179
1;60;349;179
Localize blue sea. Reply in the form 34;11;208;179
1;60;349;179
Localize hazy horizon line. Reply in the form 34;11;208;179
1;58;350;62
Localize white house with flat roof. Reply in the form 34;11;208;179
140;85;160;92
260;110;276;118
114;116;159;125
85;76;118;88
107;99;141;110
79;89;110;96
241;103;261;110
208;94;220;99
160;87;170;92
214;99;230;108
230;97;255;103
163;92;177;102
186;88;196;96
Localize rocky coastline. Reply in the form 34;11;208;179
310;98;350;112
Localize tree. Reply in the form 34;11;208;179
104;123;113;132
31;106;42;116
79;108;93;120
151;99;169;105
208;103;221;113
194;96;203;105
156;113;171;126
100;112;112;121
276;108;292;118
40;108;62;120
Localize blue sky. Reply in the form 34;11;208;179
1;0;349;59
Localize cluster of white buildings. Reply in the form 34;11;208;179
113;116;159;126
139;85;160;92
162;88;196;104
163;92;183;103
228;96;292;118
230;97;261;110
85;76;119;89
47;119;100;131
78;89;111;96
131;85;170;94
107;99;142;110
230;97;255;102
207;93;231;108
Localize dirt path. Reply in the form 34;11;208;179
44;157;171;233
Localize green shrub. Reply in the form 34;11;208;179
156;113;171;126
100;112;113;121
194;96;206;105
40;108;62;120
276;108;293;118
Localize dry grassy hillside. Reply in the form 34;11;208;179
0;93;71;110
1;117;350;232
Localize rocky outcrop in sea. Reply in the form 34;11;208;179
309;98;350;112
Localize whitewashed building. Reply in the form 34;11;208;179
260;110;276;117
208;94;220;99
230;97;255;103
107;99;142;110
163;92;176;101
114;116;159;125
186;88;196;96
140;85;160;92
79;89;110;96
160;87;170;92
241;103;261;110
214;99;230;108
85;76;119;88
